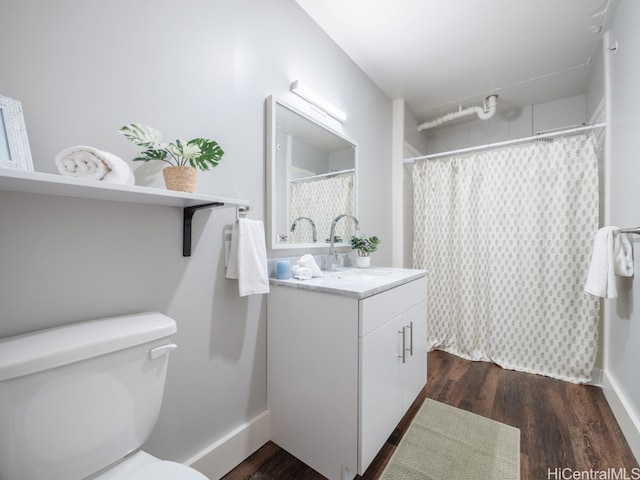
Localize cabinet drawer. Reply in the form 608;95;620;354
359;276;427;337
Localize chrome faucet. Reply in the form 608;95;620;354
328;214;359;270
290;217;317;243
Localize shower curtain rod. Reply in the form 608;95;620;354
290;168;355;183
403;122;606;164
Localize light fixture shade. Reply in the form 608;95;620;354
290;80;347;122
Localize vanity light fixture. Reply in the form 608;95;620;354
290;80;347;123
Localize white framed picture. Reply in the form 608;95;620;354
0;94;33;171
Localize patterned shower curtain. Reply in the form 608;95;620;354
289;172;355;243
412;134;600;383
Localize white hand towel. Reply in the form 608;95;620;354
585;227;634;299
55;145;135;185
226;218;270;297
298;254;323;277
614;232;634;278
291;265;313;280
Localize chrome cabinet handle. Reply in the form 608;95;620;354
398;327;406;364
408;321;414;356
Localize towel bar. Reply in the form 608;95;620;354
236;205;250;221
182;203;252;256
620;227;640;235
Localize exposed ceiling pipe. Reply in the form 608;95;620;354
417;95;498;132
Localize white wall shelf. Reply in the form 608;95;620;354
0;167;250;256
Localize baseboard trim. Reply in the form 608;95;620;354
588;367;604;387
602;371;640;462
186;410;270;479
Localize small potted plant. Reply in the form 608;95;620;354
350;235;381;268
119;123;224;193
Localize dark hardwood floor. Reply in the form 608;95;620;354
222;350;638;480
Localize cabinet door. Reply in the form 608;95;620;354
400;300;428;411
268;287;360;480
359;317;404;473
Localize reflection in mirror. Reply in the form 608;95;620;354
266;96;357;250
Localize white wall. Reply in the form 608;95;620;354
403;106;430;155
398;104;429;268
603;0;640;460
587;48;606;122
0;0;392;472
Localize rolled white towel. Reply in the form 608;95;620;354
298;254;323;277
291;265;313;280
55;145;135;185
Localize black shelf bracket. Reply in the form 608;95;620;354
183;202;224;256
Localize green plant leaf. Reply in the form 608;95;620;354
187;138;224;171
119;123;163;148
132;148;168;162
350;235;381;253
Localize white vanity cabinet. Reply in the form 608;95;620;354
267;270;427;480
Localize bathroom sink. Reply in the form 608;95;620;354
323;268;393;279
270;266;426;299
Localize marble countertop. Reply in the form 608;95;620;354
269;267;426;299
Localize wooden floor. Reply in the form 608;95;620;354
222;350;638;480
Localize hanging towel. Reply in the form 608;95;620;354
226;218;270;297
584;226;634;299
54;145;135;185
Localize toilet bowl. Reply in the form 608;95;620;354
0;312;208;480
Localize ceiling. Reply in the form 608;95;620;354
294;0;614;125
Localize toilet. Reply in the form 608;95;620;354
0;312;208;480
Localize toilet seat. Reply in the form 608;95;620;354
120;461;208;480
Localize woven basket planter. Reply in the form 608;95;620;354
163;166;197;193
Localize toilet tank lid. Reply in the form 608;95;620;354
0;312;177;381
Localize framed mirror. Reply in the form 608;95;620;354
266;95;357;250
0;95;33;171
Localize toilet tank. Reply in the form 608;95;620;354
0;312;178;480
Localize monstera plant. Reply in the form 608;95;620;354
119;123;225;193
